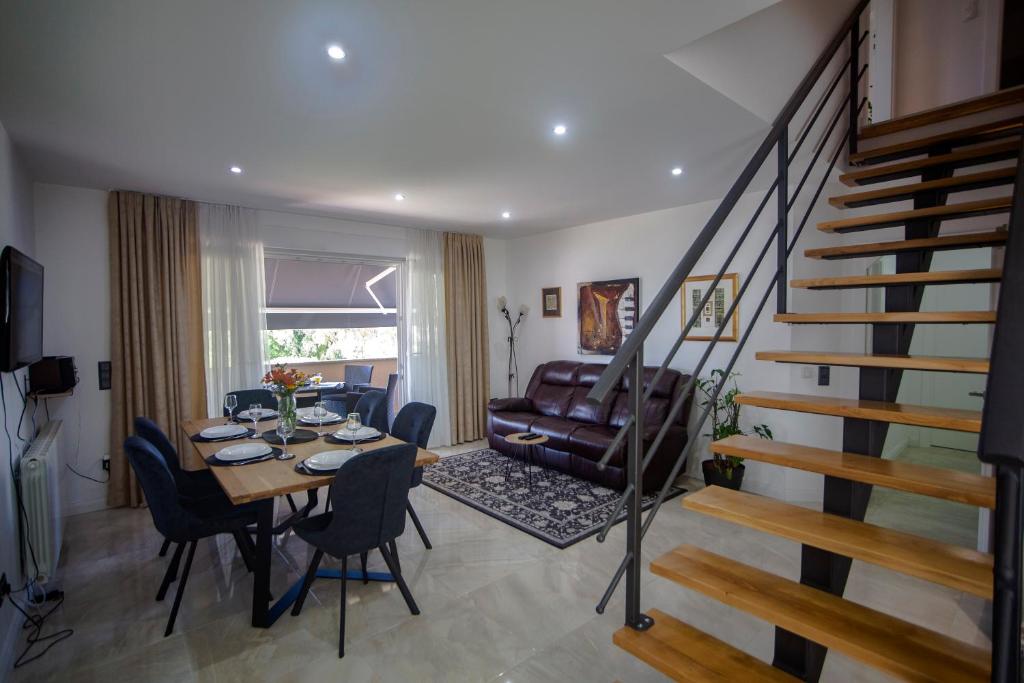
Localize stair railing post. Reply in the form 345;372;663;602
624;347;653;631
776;128;789;314
991;464;1023;682
848;12;860;156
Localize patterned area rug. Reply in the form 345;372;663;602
422;448;684;548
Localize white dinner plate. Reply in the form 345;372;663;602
304;450;359;471
332;426;380;441
238;408;278;420
297;409;341;423
215;443;272;462
200;424;249;440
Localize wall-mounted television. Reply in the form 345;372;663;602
0;246;44;372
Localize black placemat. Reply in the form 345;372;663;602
296;417;344;428
262;428;320;445
191;428;257;442
294;459;339;476
205;447;282;467
324;433;386;446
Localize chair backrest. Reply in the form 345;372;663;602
320;443;417;556
343;364;373;386
383;373;399;428
354;389;389;433
321;394;349;418
133;416;181;476
224;388;278;416
391;402;436;449
124;436;192;542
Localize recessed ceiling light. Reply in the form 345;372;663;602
394;193;405;201
501;211;512;220
552;124;567;136
229;165;243;174
326;44;346;61
671;166;684;176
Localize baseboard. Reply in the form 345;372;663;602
62;496;109;518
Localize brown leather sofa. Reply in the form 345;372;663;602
486;361;693;491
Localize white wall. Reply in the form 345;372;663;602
0;120;37;679
499;172;858;502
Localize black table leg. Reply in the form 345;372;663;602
252;498;275;628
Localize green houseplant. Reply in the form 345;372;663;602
695;369;772;490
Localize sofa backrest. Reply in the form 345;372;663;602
524;361;693;432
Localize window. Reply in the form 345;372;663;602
263;255;398;363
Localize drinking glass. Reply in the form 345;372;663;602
276;420;295;460
345;412;363;453
313;401;328;436
224;394;237;424
249;403;262;438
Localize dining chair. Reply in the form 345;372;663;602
352;373;399;429
290;443;420;657
223;388;278;416
389;402;437;550
323;389;389;434
341;364;373;391
124;436;261;636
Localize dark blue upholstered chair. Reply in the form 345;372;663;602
323;390;389;434
390;402;437;549
351;373;399;428
124;436;260;636
341;364;373;390
290;444;420;657
222;388;278;416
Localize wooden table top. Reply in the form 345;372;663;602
505;432;549;446
180;417;439;505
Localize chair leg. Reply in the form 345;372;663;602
360;552;369;584
291;548;324;617
156;542;185;601
378;544;419;616
159;538;171;557
406;501;432;550
165;540;197;637
388;539;401;575
285;494;298;513
339;556;348;658
233;530;255;573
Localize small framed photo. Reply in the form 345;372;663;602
681;273;739;342
542;287;562;318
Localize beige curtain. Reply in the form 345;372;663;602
443;233;490;443
108;191;207;507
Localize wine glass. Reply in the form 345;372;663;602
345;412;363;453
224;394;237;424
313;400;328;437
249;403;262;438
276;419;295;460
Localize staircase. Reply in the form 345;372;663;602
586;2;1024;681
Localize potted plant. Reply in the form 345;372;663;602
694;369;772;490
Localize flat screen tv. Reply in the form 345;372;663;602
0;246;44;372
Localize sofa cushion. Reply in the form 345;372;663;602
565;387;611;424
568;425;625;467
530;416;584;451
489;411;540;436
538;361;580;386
530;383;575;418
487;397;534;413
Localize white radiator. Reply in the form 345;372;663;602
18;420;63;584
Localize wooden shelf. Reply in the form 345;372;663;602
805;231;1008;260
774;311;997;324
817;197;1012;233
651;545;990;682
712;435;996;508
790;268;1002;290
755;350;988;373
839;139;1020;186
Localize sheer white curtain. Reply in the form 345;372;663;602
406;229;452;447
198;203;267;417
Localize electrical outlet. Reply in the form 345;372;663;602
818;366;831;386
102;455;111;472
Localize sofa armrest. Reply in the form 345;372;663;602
488;397;534;413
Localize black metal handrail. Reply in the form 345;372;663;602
585;0;872;633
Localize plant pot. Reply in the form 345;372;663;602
702;459;745;491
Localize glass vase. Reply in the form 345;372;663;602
277;393;297;433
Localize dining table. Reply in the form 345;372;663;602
180;414;439;628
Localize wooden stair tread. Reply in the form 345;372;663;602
734;391;982;432
839;140;1020;186
755;350;988;373
712;435;995;508
652;545;991;682
859;85;1024;139
791;268;1001;289
613;608;798;682
828;168;1017;208
850;116;1024;164
805;231;1008;260
683;486;993;598
818;197;1012;232
774;311;997;324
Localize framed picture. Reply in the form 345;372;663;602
681;273;739;342
578;278;639;355
542;286;562;318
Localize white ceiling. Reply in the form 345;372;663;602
0;0;808;237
